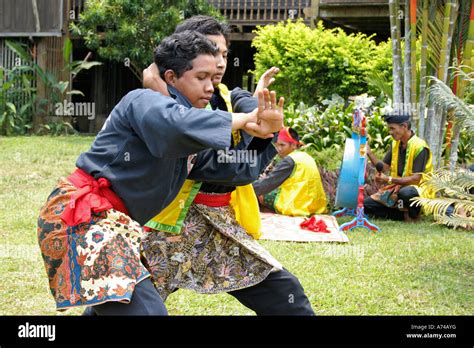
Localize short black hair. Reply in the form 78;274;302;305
288;127;300;142
403;120;412;129
175;15;231;46
154;30;218;79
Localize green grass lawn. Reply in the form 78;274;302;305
0;136;472;315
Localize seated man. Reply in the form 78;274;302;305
253;127;328;216
364;113;433;221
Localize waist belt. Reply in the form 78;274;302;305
193;192;232;207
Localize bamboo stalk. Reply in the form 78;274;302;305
449;116;461;170
449;1;473;168
418;0;429;138
410;0;418;131
389;0;404;108
442;1;458;166
396;0;404;106
404;0;411;115
460;1;474;97
438;1;454;83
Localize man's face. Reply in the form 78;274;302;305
172;54;216;108
388;123;409;141
206;34;228;87
275;140;296;158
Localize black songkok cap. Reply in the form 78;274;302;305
383;114;410;124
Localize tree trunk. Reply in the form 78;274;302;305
431;103;444;169
438;1;455;83
449;1;473;167
418;0;429;138
441;1;458;165
410;0;418;132
389;0;404;108
34;38;48;133
460;1;474;97
404;0;411;114
449;117;461;170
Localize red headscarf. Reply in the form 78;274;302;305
278;127;301;145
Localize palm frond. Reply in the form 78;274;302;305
412;196;474;215
427;76;474;131
425;2;446;72
413;166;474;229
365;70;393;98
449;65;474;83
433;213;474;229
421;167;474;195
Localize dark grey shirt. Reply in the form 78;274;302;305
195;87;278;193
76;87;277;224
77;88;234;225
252;156;295;196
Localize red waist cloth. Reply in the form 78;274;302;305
61;168;129;226
194;192;232;207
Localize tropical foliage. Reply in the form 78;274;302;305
252;20;392;105
2;39;101;135
386;0;474;170
70;0;221;81
413;167;474;230
0;62;35;135
285;94;392;156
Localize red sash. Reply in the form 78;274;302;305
194;192;232;207
61;168;129;226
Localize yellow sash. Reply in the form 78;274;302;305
390;135;434;199
144;180;202;233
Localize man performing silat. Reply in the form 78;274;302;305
141;16;315;315
37;31;284;315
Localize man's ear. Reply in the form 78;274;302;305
163;70;177;86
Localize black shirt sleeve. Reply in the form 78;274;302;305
230;87;257;113
412;148;429;173
252;156;295;196
383;144;392;165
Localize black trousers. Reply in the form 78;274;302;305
84;269;314;316
83;277;168;315
364;185;421;220
228;268;315;315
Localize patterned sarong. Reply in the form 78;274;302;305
141;202;283;301
37;179;149;310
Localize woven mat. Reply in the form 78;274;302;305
260;212;349;243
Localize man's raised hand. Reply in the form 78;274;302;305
245;88;284;138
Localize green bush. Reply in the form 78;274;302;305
252;20;392;105
285;94;353;153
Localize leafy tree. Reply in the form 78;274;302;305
252;20;392;105
70;0;221;82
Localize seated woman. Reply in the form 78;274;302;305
253;127;327;216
